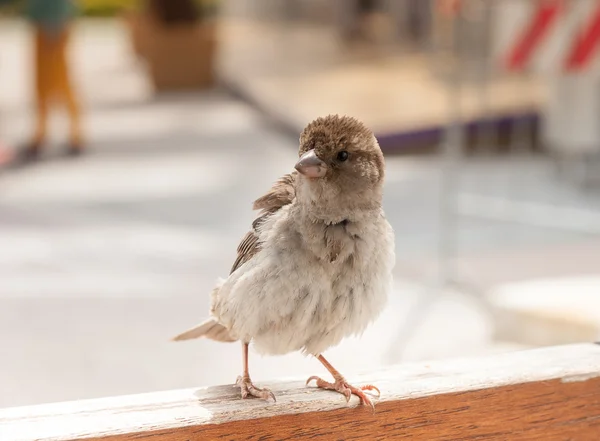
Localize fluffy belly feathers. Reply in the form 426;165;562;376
211;211;395;356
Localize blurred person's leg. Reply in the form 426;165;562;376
25;26;52;158
22;25;83;161
53;25;83;154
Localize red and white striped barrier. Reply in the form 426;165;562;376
494;0;600;75
564;1;600;71
487;1;600;154
504;1;564;71
438;1;600;153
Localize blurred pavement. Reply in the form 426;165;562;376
1;19;599;408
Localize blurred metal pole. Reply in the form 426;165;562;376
388;3;469;364
474;0;498;155
438;8;463;288
385;0;460;363
508;2;536;158
387;1;495;364
387;0;410;43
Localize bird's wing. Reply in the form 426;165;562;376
229;172;297;274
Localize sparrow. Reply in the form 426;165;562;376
174;115;395;409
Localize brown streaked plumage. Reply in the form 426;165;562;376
230;173;297;274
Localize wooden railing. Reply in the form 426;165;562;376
2;343;599;440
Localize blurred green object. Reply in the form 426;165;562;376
80;0;139;17
28;0;77;26
0;0;76;27
0;0;218;18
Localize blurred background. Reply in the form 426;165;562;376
1;0;600;408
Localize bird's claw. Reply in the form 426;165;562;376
306;375;320;386
361;384;381;398
343;388;352;403
236;375;276;402
305;375;379;411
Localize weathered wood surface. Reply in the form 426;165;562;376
2;344;599;440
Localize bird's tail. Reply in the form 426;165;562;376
172;318;236;343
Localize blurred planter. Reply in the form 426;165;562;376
146;20;216;91
123;1;218;92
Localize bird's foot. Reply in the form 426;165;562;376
306;375;380;410
236;375;276;402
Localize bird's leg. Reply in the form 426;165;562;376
235;342;276;402
306;354;380;410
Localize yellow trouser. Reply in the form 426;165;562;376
33;26;82;145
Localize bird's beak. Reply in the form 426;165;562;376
294;150;327;178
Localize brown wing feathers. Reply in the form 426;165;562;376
252;172;297;213
229;172;297;275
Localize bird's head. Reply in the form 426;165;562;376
294;115;385;220
296;115;384;187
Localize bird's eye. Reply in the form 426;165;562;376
337;151;349;162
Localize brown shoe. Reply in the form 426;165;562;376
66;141;85;157
15;142;42;163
